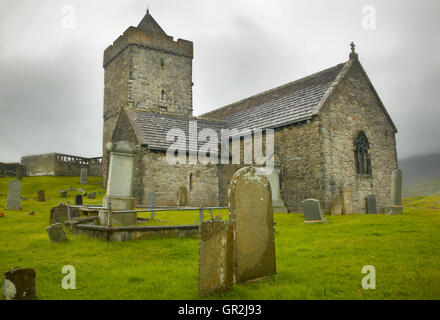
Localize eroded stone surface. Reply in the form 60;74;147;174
228;166;276;283
46;223;68;242
198;220;233;296
5;179;22;210
2;268;37;300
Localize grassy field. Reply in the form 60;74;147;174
1;176;440;300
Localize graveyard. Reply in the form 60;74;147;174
1;175;439;299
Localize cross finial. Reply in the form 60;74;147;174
350;42;356;53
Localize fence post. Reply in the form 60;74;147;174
107;202;112;228
209;209;214;220
199;203;204;222
67;201;71;222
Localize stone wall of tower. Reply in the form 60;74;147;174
102;26;193;187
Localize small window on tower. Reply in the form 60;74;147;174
161;90;165;101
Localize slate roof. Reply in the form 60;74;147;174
137;10;167;35
124;60;391;151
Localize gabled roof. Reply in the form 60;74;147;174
137;10;167;35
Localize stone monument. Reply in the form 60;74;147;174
302;199;327;223
5;179;22;210
80;167;88;185
387;169;403;215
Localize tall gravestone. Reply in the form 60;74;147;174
387;169;403;215
100;141;139;226
16;167;24;181
260;162;288;213
80;167;88;185
177;186;188;206
228;166;276;283
147;192;156;208
5;179;22;210
198;220;234;296
302;199;327;223
37;190;45;202
340;187;353;214
75;195;83;205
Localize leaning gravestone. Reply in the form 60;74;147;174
302;199;327;223
49;204;80;224
75;195;83;205
37;190;45;202
5;179;22;210
228;166;276;283
46;223;68;242
177;186;188;206
80;168;88;185
2;268;37;300
198;220;234;296
87;192;96;199
366;194;377;214
59;190;68;198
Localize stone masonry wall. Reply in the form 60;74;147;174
319;62;398;213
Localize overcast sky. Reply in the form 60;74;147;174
0;0;439;163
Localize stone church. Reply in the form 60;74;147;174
102;10;398;213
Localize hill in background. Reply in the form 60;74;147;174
400;153;440;197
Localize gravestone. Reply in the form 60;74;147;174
46;223;68;242
177;186;188;206
59;190;68;198
147;192;156;208
37;190;45;202
387;169;403;215
75;195;83;205
340;187;353;214
366;194;377;214
80;168;88;185
260;162;288;213
2;268;37;300
228;166;276;283
5;179;22;210
198;220;234;296
302;199;327;223
101;141;139;226
330;195;343;215
49;204;80;224
87;192;96;199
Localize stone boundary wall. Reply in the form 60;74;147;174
0;162;25;178
21;153;102;177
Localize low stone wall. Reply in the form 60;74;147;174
68;219;199;242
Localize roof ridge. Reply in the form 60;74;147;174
201;62;346;119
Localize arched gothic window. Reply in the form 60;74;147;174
161;90;165;101
355;131;372;175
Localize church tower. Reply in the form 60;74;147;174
102;9;194;185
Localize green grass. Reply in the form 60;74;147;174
403;178;440;198
1;176;440;300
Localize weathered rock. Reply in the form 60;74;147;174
177;186;188;206
28;211;35;216
2;268;37;300
87;192;96;199
5;179;22;210
302;199;327;223
46;223;68;242
228;166;276;283
386;205;403;215
198;220;234;296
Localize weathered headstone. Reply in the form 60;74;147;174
5;179;22;210
228;166;276;283
2;268;37;300
366;194;377;214
390;169;402;206
177;186;188;206
75;195;83;205
46;223;68;242
260;162;288;213
198;220;234;296
147;192;156;208
49;204;80;224
59;190;68;198
16;167;24;181
341;187;353;214
80;167;88;185
37;190;45;202
87;192;96;199
330;195;343;215
302;199;327;223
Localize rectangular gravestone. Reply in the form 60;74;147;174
49;204;80;224
147;192;156;208
80;168;88;185
59;190;68;198
37;190;45;202
228;166;276;283
198;220;234;296
302;199;327;223
75;195;83;205
87;192;96;199
177;186;188;206
46;223;68;242
366;194;377;214
5;179;22;210
387;169;403;215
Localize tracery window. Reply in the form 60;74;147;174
355;131;371;176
